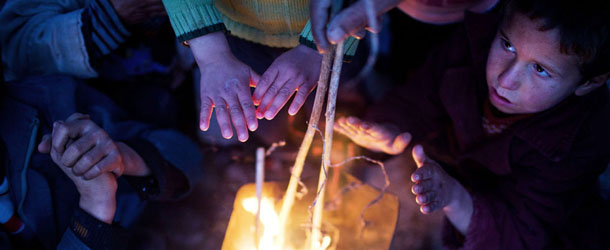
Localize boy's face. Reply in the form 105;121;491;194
485;12;583;114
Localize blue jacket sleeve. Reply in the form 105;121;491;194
0;0;130;80
57;207;127;250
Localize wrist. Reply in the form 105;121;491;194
118;142;151;176
79;194;116;224
443;179;473;234
189;32;232;66
443;179;470;213
296;44;319;54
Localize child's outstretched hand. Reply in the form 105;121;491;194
191;32;260;142
411;145;473;233
253;45;322;120
411;145;462;214
334;116;411;155
38;113;125;180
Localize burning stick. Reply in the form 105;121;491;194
255;147;265;249
276;51;334;248
311;40;345;250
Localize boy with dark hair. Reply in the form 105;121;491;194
335;0;610;248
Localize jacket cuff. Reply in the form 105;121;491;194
122;139;189;201
163;1;227;42
82;0;131;59
299;21;317;51
298;20;359;61
70;206;127;250
178;23;228;43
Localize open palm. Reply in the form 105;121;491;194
334;116;411;155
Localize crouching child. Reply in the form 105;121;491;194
335;0;610;248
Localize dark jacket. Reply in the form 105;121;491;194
368;11;610;250
0;75;204;249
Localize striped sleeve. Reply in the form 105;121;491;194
299;20;359;61
161;0;227;42
81;0;131;67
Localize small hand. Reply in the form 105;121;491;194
410;145;461;214
191;33;260;142
310;0;401;53
38;113;125;180
333;116;411;155
110;0;167;26
253;45;322;120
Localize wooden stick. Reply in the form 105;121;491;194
276;51;334;249
310;41;345;250
255;147;265;250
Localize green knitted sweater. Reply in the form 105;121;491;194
161;0;357;55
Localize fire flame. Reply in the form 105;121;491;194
241;197;331;250
242;197;283;250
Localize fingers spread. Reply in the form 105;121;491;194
264;77;303;120
257;74;290;119
253;67;278;105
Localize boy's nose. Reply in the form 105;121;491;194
497;62;522;90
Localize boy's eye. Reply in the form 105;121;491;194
501;39;515;52
533;64;551;77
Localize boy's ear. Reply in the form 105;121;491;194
574;72;610;96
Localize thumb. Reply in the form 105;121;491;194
250;70;261;88
389;132;411;155
327;3;368;44
412;144;427;168
38;134;52;153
